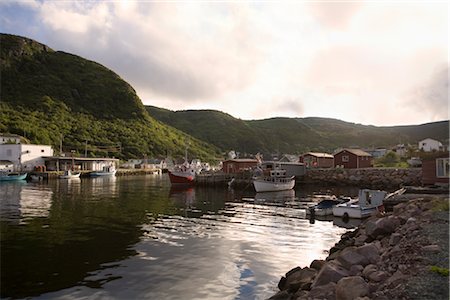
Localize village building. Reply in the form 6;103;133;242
44;156;118;172
334;149;373;169
299;152;334;168
0;143;53;171
260;161;306;177
278;154;299;163
422;152;449;186
0;134;21;145
222;159;258;174
419;138;443;152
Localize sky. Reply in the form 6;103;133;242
0;0;448;126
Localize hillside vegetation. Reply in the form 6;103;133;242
146;106;449;155
0;34;220;161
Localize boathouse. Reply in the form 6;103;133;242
422;152;449;186
222;159;258;174
334;149;373;169
299;152;334;168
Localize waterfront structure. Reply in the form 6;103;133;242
299;152;334;168
419;138;443;152
222;159;258;174
0;143;53;171
334;149;373;169
0;134;21;145
44;156;119;172
261;161;306;177
422;152;449;185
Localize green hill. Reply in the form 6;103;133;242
146;106;449;155
0;33;220;161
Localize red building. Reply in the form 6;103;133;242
299;152;334;168
422;153;449;185
334;149;373;169
222;159;258;174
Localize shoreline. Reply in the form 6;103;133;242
270;194;449;300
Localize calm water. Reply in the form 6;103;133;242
0;175;361;300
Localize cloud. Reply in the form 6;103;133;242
406;65;449;121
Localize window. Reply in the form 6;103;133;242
436;158;450;178
342;155;349;162
41;149;45;153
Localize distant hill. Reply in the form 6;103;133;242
0;33;220;160
146;106;449;155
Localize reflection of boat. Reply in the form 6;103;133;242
90;166;116;177
306;197;351;216
253;169;295;192
254;189;296;203
59;170;81;179
332;189;386;219
0;172;27;181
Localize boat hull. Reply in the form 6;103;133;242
253;178;295;192
90;170;117;177
332;205;378;219
59;173;81;179
0;173;28;181
168;170;195;185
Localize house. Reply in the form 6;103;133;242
261;161;306;177
419;138;443;152
0;144;54;171
334;149;373;169
279;154;299;163
422;152;449;186
0;134;21;145
299;152;334;168
222;159;258;174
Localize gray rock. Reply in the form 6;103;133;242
310;259;326;271
365;216;400;238
368;270;389;283
362;264;378;278
421;244;441;253
268;290;292;300
357;243;380;264
336;246;370;269
335;276;370;300
389;233;402;246
311;261;350;288
350;264;364;276
279;267;317;292
309;282;336;300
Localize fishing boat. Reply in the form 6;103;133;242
59;170;81;179
0;172;28;181
253;169;295;192
332;189;386;219
168;164;196;185
90;166;116;177
306;197;351;217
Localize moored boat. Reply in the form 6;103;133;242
168;165;195;185
0;172;28;181
332;189;386;219
59;170;81;179
90;166;116;177
307;198;351;217
253;169;295;192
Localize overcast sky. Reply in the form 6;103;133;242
1;1;448;126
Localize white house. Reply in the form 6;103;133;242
0;134;21;145
0;144;54;171
419;138;443;152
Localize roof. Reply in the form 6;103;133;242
223;159;258;163
43;156;119;161
336;148;372;157
303;152;334;158
0;160;13;165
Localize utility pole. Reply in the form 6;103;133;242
60;134;63;156
85;140;88;157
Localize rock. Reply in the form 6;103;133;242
310;259;326;271
357;243;380;264
421;244;441;253
389;233;402;246
366;216;400;238
268;290;292;300
309;282;336;300
335;276;370;300
368;270;389;283
336;246;369;269
362;264;378;278
354;234;368;246
279;267;317;292
311;261;350;288
386;270;407;287
350;264;364;276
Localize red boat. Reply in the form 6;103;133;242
168;167;195;185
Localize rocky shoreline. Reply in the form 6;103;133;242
269;195;449;300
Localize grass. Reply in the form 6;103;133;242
430;266;449;277
432;198;450;212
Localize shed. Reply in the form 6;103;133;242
222;159;258;174
419;138;443;152
300;152;334;168
334;149;373;169
422;152;449;186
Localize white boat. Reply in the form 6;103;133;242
332;189;387;219
306;197;351;216
0;172;27;181
253;169;295;192
90;166;116;177
59;170;81;179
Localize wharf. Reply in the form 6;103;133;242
195;172;252;187
28;168;161;179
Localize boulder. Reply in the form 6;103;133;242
310;259;326;271
268;290;292;300
336;246;370;269
335;276;369;300
389;233;402;246
278;267;317;291
365;216;400;239
311;262;350;288
362;264;378;278
356;243;380;264
309;282;336;300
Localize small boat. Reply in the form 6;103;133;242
0;172;28;181
253;169;295;192
307;198;351;217
90;166;117;177
332;189;386;219
168;165;196;185
59;170;81;179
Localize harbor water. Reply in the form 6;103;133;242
0;175;361;299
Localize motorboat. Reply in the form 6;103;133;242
59;170;81;179
306;197;351;217
332;189;387;219
0;172;27;181
253;169;295;192
90;166;116;177
168;164;196;185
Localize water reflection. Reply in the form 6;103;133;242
0;181;53;224
1;176;360;300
